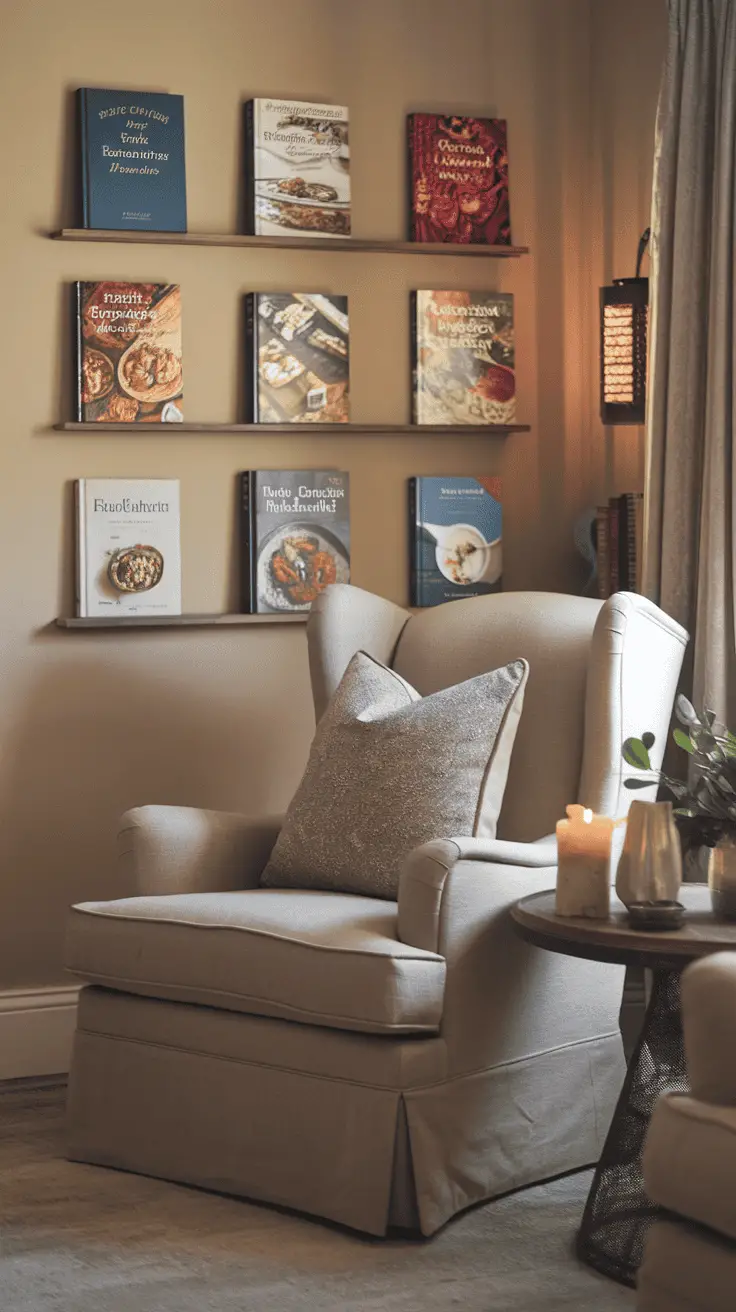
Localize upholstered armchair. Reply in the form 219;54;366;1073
638;952;736;1312
65;586;687;1236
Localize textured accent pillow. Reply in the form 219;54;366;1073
260;650;529;900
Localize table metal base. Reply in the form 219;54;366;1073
576;969;689;1287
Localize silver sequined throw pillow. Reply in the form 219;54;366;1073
260;650;529;900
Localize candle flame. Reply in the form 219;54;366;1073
583;808;593;824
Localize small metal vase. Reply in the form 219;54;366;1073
615;800;683;909
708;835;736;920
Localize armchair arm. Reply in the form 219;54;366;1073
682;953;736;1104
118;805;283;896
398;836;557;954
398;837;623;1078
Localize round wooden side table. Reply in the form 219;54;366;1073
510;883;736;1289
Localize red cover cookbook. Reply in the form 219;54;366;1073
407;114;511;245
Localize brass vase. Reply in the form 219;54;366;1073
615;800;683;908
708;835;736;920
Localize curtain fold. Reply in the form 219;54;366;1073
644;0;736;721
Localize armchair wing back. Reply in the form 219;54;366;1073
307;586;689;841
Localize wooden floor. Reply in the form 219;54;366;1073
0;1079;634;1312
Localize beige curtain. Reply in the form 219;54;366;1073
644;0;736;721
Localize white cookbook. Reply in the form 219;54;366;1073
76;478;181;616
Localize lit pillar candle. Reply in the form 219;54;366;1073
555;804;614;919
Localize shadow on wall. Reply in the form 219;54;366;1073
530;5;580;593
0;651;290;984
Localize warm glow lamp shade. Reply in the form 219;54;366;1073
600;277;649;425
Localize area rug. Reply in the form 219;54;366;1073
0;1081;634;1311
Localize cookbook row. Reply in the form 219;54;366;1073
594;493;643;597
75;283;516;427
78;88;511;245
74;474;503;618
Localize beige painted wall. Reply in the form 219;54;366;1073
0;0;666;986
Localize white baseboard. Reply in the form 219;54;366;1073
0;986;80;1080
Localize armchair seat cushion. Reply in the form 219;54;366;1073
66;889;446;1036
644;1092;736;1243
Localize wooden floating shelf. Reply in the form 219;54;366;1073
51;229;529;258
56;613;307;630
54;422;530;435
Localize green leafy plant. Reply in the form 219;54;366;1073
623;695;736;849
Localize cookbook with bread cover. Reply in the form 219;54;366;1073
243;470;350;613
246;99;350;237
78;88;187;232
411;290;515;425
409;476;502;607
246;292;349;423
75;282;183;423
407;114;510;245
75;478;181;617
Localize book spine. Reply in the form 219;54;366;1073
78;89;89;228
75;480;87;616
250;470;262;611
408;477;419;605
409;291;419;424
617;494;630;590
245;100;255;236
407;114;416;241
74;281;84;422
634;492;644;591
608;499;620;593
245;293;257;421
624;492;638;593
238;471;253;612
595;506;611;599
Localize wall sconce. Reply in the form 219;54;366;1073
600;228;650;425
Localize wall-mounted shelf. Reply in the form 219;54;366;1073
54;421;530;435
56;613;307;629
51;229;529;258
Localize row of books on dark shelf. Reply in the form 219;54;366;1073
79;88;511;246
74;474;503;618
75;282;516;427
595;493;643;598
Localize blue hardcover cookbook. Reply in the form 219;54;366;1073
78;88;187;231
409;475;503;607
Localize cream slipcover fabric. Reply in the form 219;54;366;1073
66;586;688;1238
639;952;736;1312
66;889;446;1034
261;650;528;898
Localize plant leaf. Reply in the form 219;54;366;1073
673;728;694;754
624;778;656;790
676;695;698;726
690;726;718;754
662;780;689;799
622;737;651;770
642;732;655;750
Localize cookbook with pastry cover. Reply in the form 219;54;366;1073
411;290;515;426
245;99;350;238
407;113;511;245
75;281;183;423
245;292;349;423
409;476;503;607
78;88;187;232
242;470;350;614
75;478;181;617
